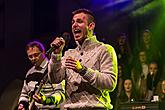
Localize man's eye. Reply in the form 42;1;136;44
33;53;40;57
28;53;40;59
77;20;83;23
28;55;33;59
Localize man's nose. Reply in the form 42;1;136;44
73;22;78;27
31;56;37;61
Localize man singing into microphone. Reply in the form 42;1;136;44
48;8;118;110
17;41;65;110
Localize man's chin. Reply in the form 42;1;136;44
32;62;36;65
74;37;81;42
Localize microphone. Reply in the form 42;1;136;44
46;32;70;55
150;71;155;90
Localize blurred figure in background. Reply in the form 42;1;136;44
146;61;160;102
157;79;165;110
131;50;148;101
115;33;132;78
117;78;137;104
155;79;165;102
139;29;162;73
159;80;165;102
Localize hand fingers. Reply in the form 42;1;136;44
51;37;65;47
18;104;25;110
65;57;77;67
65;59;76;69
66;58;76;64
65;58;83;71
33;94;42;101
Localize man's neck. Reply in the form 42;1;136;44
34;58;46;69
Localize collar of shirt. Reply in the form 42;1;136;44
76;35;97;51
39;57;49;69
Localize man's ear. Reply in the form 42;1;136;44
88;22;95;31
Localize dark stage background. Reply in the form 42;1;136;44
0;0;164;109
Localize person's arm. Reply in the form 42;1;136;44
48;53;66;83
33;80;65;106
17;80;30;110
48;37;66;83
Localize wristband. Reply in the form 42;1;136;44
79;66;87;76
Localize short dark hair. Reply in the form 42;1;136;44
149;61;158;66
26;41;45;53
72;8;95;24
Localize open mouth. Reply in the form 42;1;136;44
74;29;81;34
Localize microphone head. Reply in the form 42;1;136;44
150;71;153;75
46;32;71;55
